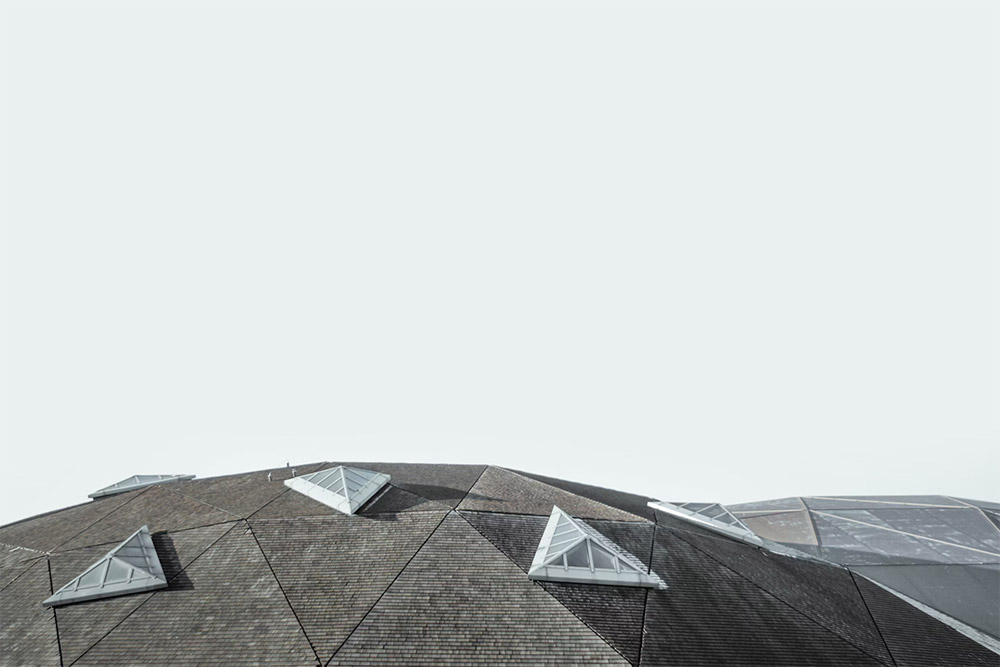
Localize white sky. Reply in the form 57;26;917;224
1;0;997;527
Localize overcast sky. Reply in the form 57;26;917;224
2;0;997;527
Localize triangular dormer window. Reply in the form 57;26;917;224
284;465;390;515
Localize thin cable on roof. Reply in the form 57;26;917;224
284;466;390;515
528;506;664;589
42;525;168;607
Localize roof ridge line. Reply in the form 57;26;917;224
498;466;648;522
48;487;155;554
247;523;322;665
669;528;894;666
160;485;244;521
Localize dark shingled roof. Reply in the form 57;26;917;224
1;462;997;666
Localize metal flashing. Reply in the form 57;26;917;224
42;525;168;607
284;466;390;515
528;506;663;588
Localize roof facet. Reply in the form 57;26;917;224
42;525;168;607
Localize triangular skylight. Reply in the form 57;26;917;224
284;465;390;515
89;474;196;499
528;506;664;588
42;525;168;607
648;501;763;545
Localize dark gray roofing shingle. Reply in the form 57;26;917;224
335;462;487;508
0;544;44;591
674;529;894;665
509;469;659;521
172;463;327;518
56;486;237;552
0;559;61;666
0;492;140;553
327;513;630;666
853;574;1000;666
250;511;447;664
73;525;317;666
458;466;645;521
642;527;887;666
50;522;237;665
357;484;450;514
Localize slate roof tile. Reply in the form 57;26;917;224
642;528;887;666
172;462;327;518
0;559;61;666
334;462;487;508
675;529;894;665
51;522;237;665
458;466;646;521
853;574;999;666
510;469;658;521
0;544;45;591
250;511;447;663
0;492;139;553
56;486;238;552
73;526;317;666
327;513;631;666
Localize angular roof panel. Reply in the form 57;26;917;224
528;506;663;588
42;525;167;607
89;474;195;499
284;466;390;515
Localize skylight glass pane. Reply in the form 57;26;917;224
78;565;106;590
591;544;616;571
105;559;133;584
565;542;590;568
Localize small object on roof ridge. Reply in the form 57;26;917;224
42;525;168;607
528;506;664;589
284;465;390;515
89;474;196;499
648;500;764;546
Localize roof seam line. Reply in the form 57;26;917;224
324;510;451;667
0;554;49;594
455;465;490;509
246;523;322;666
46;558;65;667
671;529;894;666
48;519;243;556
848;568;899;667
162;485;243;521
68;521;243;666
48;487;155;554
458;507;650;524
501;467;646;522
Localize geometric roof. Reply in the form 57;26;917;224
89;474;196;499
284;465;390;515
727;494;1000;646
527;506;663;588
3;463;998;666
42;525;167;607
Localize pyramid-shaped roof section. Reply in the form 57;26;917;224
284;465;390;515
42;525;168;607
649;500;764;545
89;474;196;499
528;506;663;588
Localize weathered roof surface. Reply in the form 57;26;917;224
1;463;997;666
727;494;1000;642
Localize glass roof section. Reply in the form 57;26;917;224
42;525;168;607
648;501;763;545
284;465;390;515
89;474;196;499
528;506;663;588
